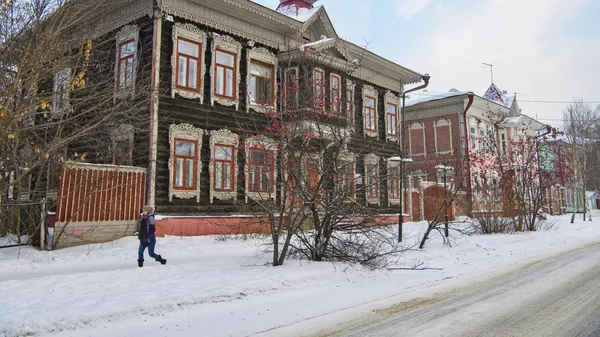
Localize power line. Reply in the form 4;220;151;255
408;92;600;104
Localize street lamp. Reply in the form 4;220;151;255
389;155;413;242
435;163;453;238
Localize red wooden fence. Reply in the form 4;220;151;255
56;163;147;225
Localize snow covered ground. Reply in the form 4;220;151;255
1;213;599;337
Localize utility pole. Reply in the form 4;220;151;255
570;107;577;223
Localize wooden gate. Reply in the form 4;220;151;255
52;163;146;248
423;185;454;221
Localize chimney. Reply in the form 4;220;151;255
276;0;318;16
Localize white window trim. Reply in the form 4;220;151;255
209;129;239;203
284;66;299;110
246;47;278;113
168;123;204;202
409;122;426;157
303;153;322;189
433;118;453;155
245;135;277;202
114;25;139;99
346;79;355;129
384;91;400;142
364;153;380;205
210;34;242;110
111;124;135;166
330;73;341;115
362;85;378;139
171;23;207;102
387;159;400;206
53;67;71;113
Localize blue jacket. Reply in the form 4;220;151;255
138;211;156;243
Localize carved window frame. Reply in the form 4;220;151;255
171;23;207;102
409;122;426;157
303;153;322;191
168;124;204;202
209;129;239;203
387;160;401;206
362;85;378;138
114;25;139;99
384;91;400;142
53;67;71;114
364;153;380;205
313;67;325;112
433;118;453;155
210;35;242;110
246;47;278;113
111;124;134;166
244;135;277;202
345;79;355;129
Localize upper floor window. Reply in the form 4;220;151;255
385;103;398;137
249;60;274;106
470;125;477;149
118;40;135;89
314;68;325;111
111;124;134;166
434;119;453;155
285;67;298;110
176;38;201;92
330;74;341;114
345;81;354;126
364;97;376;131
215;49;236;99
409;122;426;157
53;68;71;112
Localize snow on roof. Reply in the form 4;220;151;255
501;116;522;124
404;91;469;107
278;4;321;22
298;36;335;51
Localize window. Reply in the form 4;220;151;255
365;164;378;198
386;103;398;137
111;124;134;166
389;166;400;199
249;60;274;106
214;49;236;99
248;149;274;192
337;161;355;196
169;123;204;202
53;68;71;112
470;126;477;149
285;68;298;110
409;123;426;157
214;145;234;191
306;156;320;190
173;139;197;190
314;68;325;111
330;74;341;114
176;37;201;92
434;119;453;154
501;132;507;154
364;97;376;131
345;84;354;124
118;40;135;89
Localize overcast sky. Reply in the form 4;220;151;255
253;0;600;129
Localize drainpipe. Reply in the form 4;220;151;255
148;0;162;206
462;92;475;216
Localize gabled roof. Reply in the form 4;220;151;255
483;83;507;105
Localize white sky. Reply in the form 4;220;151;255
254;0;600;128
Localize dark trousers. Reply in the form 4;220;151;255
138;237;159;261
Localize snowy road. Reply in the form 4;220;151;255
308;242;600;337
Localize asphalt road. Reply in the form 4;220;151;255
317;242;600;337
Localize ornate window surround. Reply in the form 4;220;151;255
330;73;342;115
384;91;400;142
171;23;207;102
209;129;239;203
337;150;356;200
246;47;278;113
210;34;242;110
52;68;71;113
409;122;427;157
244;135;277;202
168;123;204;202
114;25;139;99
387;159;401;206
303;153;322;189
111;124;135;166
345;79;355;129
433;118;453;155
362;85;378;138
364;153;380;205
284;66;299;110
313;67;325;112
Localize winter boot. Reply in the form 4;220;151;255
155;255;167;265
138;259;144;268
